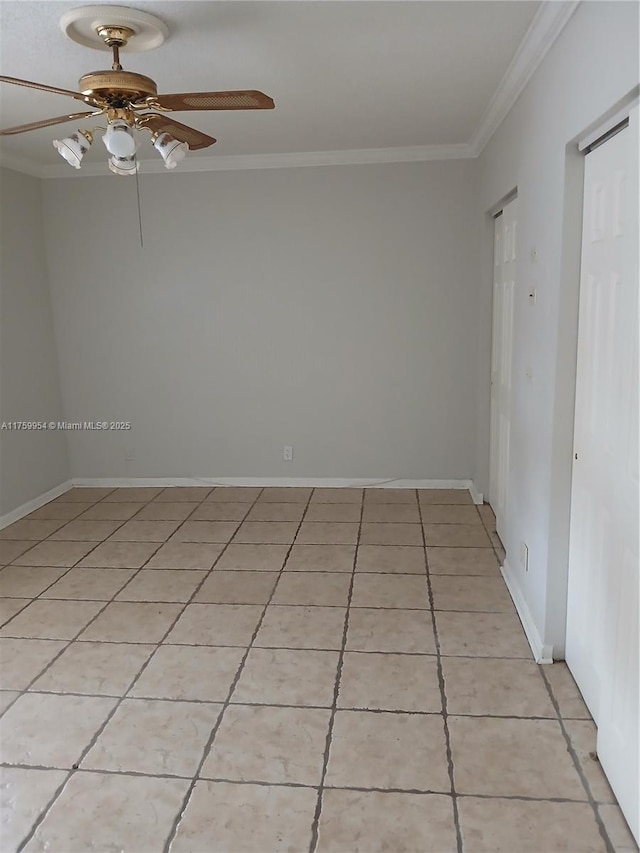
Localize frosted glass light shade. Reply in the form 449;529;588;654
153;132;188;169
103;120;137;158
108;155;139;176
52;130;92;168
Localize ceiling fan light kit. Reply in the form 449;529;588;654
1;4;276;175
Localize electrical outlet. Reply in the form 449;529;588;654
283;445;293;461
520;541;529;571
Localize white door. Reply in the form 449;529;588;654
489;197;517;544
566;111;639;843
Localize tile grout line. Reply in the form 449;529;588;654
307;488;364;853
160;487;318;853
13;486;264;853
419;491;464;853
538;666;616;853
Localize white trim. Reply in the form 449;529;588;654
501;558;554;664
578;94;639;151
0;480;73;530
469;1;580;156
71;476;475;491
469;482;484;506
35;143;475;179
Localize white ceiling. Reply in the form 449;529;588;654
0;1;542;170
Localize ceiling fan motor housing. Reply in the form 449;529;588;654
78;70;158;103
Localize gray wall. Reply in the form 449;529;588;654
0;167;68;516
475;0;639;655
41;160;481;481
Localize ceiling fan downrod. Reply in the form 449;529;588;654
95;25;134;71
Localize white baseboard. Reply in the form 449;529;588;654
71;476;477;492
501;558;554;664
0;480;73;531
469;482;484;505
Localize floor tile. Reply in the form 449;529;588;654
77;541;159;568
145;542;224;570
23;772;188;853
296;522;359;545
153;487;212;502
565;719;616;803
27;502;93;520
194;571;278;604
0;600;103;639
83;698;221;776
285;545;355;572
597;803;639;852
215;544;289;571
362;504;421;523
424;524;492;548
0;638;67;689
436;611;532;657
49;520;123;541
427;547;499;575
12;541;99;567
365;489;417;504
233;522;299;544
338;652;441;712
57;488;114;502
115;569;206;602
1;692;116;767
346;608;436;654
0;566;67;598
351;574;429;609
418;489;472;504
170;521;240;543
0;541;35;564
76;502;145;521
80;602;182;643
458;797;607;852
542;662;591;719
304;503;361;522
477;504;496;530
360;523;423;546
0;520;65;540
32;642;155;696
430;576;514;612
442;658;556;717
131;645;244;702
326;710;450;791
102;487;162;502
255;605;346;650
0;599;31;624
166;603;262;646
134;502;196;521
201;704;331;784
1;767;67;853
189;502;251;521
421;505;482;525
206;487;262;502
232;647;339;706
356;545;425;574
170;781;316;853
316;790;457;853
449;716;586;799
257;487;312;503
108;520;181;542
40;568;136;600
272;572;351;606
310;488;363;503
246;503;306;522
0;691;20;713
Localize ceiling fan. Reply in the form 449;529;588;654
0;5;275;174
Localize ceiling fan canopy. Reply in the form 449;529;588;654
0;5;275;169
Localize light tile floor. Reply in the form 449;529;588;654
0;486;637;853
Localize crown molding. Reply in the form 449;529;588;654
34;142;475;179
468;0;580;156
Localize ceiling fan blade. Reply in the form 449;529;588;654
154;90;275;111
0;111;97;136
140;115;216;151
0;75;90;103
